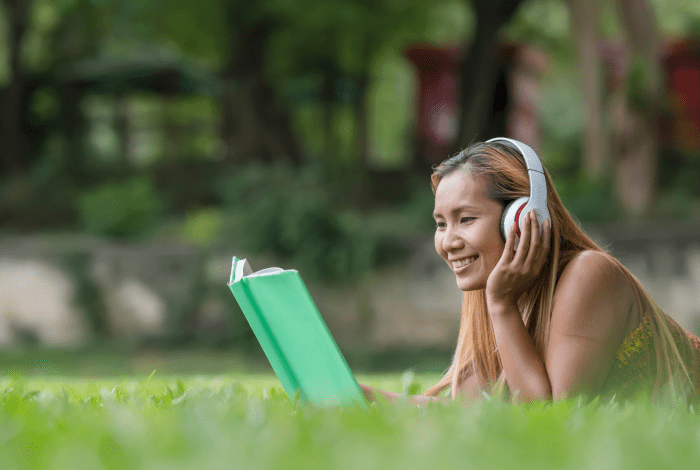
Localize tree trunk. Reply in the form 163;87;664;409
567;0;661;216
355;76;370;173
566;0;607;177
453;0;525;151
220;5;300;166
62;83;89;183
321;72;335;156
609;0;661;217
0;0;30;175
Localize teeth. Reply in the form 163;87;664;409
452;256;477;269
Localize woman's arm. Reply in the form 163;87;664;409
453;366;488;400
489;252;630;401
359;367;487;406
543;251;631;399
486;211;630;401
485;210;553;401
488;302;552;401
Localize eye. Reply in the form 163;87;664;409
435;221;446;230
460;217;475;223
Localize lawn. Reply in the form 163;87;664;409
0;371;699;470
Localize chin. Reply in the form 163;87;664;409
456;278;485;292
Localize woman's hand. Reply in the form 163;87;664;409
358;383;403;404
485;209;551;312
358;383;376;402
358;383;454;406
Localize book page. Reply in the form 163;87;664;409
230;257;294;284
246;267;286;278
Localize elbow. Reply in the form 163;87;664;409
551;383;600;403
518;389;552;403
511;382;552;403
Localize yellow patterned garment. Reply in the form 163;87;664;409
600;317;700;400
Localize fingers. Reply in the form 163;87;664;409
512;210;531;266
359;383;375;401
542;217;552;254
501;216;518;263
524;210;542;267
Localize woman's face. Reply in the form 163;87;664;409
433;169;506;291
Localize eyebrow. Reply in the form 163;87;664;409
433;205;480;218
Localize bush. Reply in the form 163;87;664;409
216;162;382;283
554;173;623;223
78;176;164;237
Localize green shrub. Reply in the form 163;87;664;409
216;162;382;283
650;187;697;220
181;207;222;246
78;176;164;237
554;173;623;223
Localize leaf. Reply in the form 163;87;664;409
22;390;40;400
172;392;189;405
145;369;157;387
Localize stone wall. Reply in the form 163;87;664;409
1;220;699;350
586;220;700;334
0;235;224;347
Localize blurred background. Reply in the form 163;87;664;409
1;0;700;377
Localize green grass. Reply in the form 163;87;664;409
1;372;699;470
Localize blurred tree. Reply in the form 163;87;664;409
133;0;304;165
0;0;115;177
219;1;301;165
609;0;663;216
139;0;434;181
48;0;116;180
0;0;31;175
453;0;525;151
565;0;606;178
270;0;430;178
567;0;662;216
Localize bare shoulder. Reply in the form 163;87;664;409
557;250;628;297
551;250;633;341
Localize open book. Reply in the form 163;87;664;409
227;257;367;410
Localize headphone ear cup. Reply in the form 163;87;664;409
501;197;529;242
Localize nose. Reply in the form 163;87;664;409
442;224;464;253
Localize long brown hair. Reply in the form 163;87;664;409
424;141;697;401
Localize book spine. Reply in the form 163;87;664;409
235;279;305;404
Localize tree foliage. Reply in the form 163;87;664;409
2;0;700;233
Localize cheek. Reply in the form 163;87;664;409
434;233;444;255
488;241;506;266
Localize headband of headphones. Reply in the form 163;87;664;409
485;137;547;209
485;137;550;242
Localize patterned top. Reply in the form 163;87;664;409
600;317;700;400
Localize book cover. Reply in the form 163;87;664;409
228;257;367;410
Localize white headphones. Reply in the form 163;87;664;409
485;137;551;243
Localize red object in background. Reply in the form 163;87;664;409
664;39;700;152
404;44;546;166
404;46;464;166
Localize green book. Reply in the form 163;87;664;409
227;256;368;410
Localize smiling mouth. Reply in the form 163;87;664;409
451;255;478;270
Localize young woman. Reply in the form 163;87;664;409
360;139;700;405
